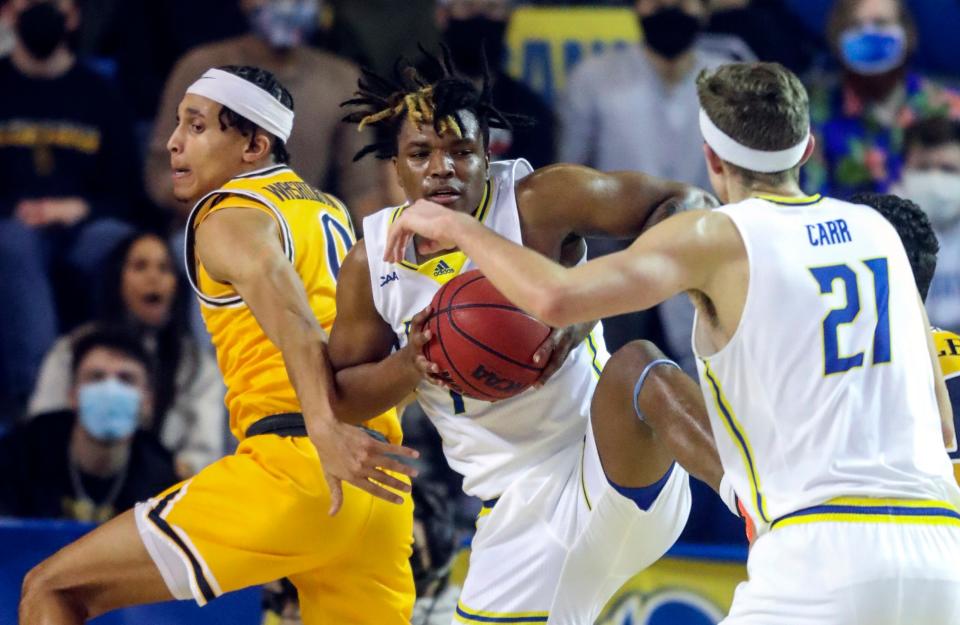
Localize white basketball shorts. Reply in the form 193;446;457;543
454;416;691;625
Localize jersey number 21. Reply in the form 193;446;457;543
810;258;890;375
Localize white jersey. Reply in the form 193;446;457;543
693;193;960;532
364;159;609;500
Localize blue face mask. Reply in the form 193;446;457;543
77;378;142;442
250;0;319;50
840;24;906;75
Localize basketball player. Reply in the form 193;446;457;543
331;52;726;624
387;62;960;624
850;191;960;484
20;65;419;624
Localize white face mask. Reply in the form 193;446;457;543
893;169;960;229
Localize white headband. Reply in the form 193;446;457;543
699;109;810;173
186;68;294;142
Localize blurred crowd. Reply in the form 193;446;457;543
1;0;959;619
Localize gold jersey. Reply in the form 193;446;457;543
933;327;960;485
185;164;401;443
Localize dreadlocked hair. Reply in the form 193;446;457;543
341;45;530;162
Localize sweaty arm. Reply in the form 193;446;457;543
517;164;718;246
386;206;739;328
327;240;430;423
197;208;417;510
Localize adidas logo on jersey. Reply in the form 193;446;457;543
433;260;455;277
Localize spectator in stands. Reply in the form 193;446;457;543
705;0;818;74
559;0;746;369
75;0;248;124
27;232;226;477
324;0;439;79
805;0;960;197
560;0;745;192
0;327;177;523
0;0;143;421
891;117;960;330
0;1;14;58
436;0;556;168
145;0;384;230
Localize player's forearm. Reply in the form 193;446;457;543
274;313;340;434
332;351;421;425
447;212;583;325
449;213;652;328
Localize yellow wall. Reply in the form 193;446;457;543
504;6;641;105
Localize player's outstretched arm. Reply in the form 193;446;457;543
386;203;739;328
516;164;719;241
196;208;418;513
327;241;443;422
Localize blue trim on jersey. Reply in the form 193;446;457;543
455;603;549;624
585;332;602;378
703;364;770;523
772;500;960;529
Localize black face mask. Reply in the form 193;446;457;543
640;7;701;60
16;2;67;61
443;17;507;76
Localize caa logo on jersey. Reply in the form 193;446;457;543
380;272;399;287
598;590;724;625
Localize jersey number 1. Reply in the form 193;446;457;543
810;258;890;375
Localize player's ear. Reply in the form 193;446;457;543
392;156;408;198
798;134;816;167
703;143;724;175
243;130;272;164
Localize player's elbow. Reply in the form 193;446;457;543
532;284;579;328
326;390;367;426
328;369;379;426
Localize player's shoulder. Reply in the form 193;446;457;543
363;202;407;233
361;203;407;256
340;236;369;274
933;327;960;377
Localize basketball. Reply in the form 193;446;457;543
423;270;552;402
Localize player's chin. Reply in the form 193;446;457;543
446;196;473;215
172;183;196;203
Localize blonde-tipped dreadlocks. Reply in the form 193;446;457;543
342;45;529;162
356;84;462;140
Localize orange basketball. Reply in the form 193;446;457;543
423;270;552;401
